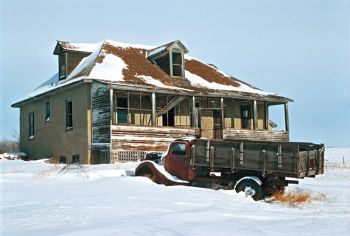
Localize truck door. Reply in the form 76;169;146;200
169;142;188;180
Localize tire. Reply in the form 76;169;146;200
235;179;264;201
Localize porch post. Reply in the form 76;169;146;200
284;102;289;132
253;100;258;130
220;97;225;130
264;102;269;130
109;88;113;163
152;92;156;126
192;96;196;128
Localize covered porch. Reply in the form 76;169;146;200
109;88;290;162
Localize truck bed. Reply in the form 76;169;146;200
190;139;324;178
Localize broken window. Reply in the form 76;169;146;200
114;91;152;126
72;154;80;164
59;156;66;164
157;94;175;127
240;104;251;129
172;52;183;76
45;102;50;122
65;100;73;128
59;54;66;80
156;95;190;127
28;112;34;138
152;51;184;77
116;91;128;124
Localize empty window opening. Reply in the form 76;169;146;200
59;156;66;164
45;102;50;122
172;52;183;76
59;54;66;80
65;100;73;128
116;92;128;124
28;112;34;138
240;104;251;129
162;108;175;126
72;154;80;164
268;104;285;131
156;95;190;127
152;51;184;77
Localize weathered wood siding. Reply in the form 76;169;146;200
91;82;111;144
66;52;88;77
223;129;289;142
112;125;196;151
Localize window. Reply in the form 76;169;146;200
240;104;251;129
152;51;184;77
113;91;152;126
156;95;190;127
72;154;80;164
28;112;34;138
65;100;73;128
59;54;66;80
116;92;128;124
171;143;186;155
172;52;183;76
45;102;50;122
59;156;66;164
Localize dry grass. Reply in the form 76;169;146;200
272;191;328;206
274;191;311;204
44;158;60;164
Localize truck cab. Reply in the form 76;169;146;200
164;140;195;181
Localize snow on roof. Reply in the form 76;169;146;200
57;41;99;53
14;39;290;105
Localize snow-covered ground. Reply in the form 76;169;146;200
1;148;349;236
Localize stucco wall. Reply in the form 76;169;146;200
19;83;92;164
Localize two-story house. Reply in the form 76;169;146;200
11;39;292;164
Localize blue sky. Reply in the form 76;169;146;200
1;0;349;146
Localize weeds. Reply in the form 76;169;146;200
271;190;328;207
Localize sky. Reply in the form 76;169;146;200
0;0;349;146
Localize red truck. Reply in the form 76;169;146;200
135;137;324;200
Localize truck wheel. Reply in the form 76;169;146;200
235;179;264;201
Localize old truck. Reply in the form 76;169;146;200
135;137;324;200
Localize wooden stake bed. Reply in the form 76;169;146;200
191;139;324;179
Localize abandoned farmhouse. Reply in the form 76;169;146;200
12;40;292;164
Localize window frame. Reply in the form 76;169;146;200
113;90;153;126
65;100;73;129
171;51;183;77
240;104;252;129
45;102;50;122
170;143;187;156
28;112;35;138
72;154;80;164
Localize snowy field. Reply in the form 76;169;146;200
1;148;349;236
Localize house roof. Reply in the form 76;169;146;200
12;39;292;107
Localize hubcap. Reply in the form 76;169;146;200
244;186;256;197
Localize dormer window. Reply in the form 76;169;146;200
171;52;183;77
59;54;66;80
148;40;188;78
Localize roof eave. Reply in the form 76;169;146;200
11;79;88;108
105;81;292;103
